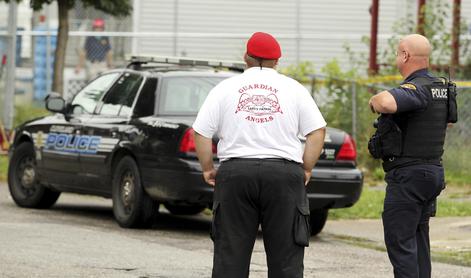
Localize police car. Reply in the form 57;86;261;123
7;56;363;235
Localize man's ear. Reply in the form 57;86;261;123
403;51;410;63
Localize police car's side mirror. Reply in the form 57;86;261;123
46;97;66;114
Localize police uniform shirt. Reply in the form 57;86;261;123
193;67;326;163
388;69;434;113
85;36;111;62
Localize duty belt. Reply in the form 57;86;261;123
382;156;442;172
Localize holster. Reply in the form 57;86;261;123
368;115;403;159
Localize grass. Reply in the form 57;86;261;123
329;187;385;220
0;155;7;181
432;251;471;267
331;234;471;267
329;186;471;220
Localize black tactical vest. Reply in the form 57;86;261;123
396;76;448;159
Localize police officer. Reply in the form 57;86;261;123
368;34;456;278
193;32;326;278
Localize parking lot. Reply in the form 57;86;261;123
1;183;470;278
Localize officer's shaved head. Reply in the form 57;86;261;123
400;34;432;57
396;34;432;78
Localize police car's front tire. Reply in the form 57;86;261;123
112;156;158;228
8;142;61;209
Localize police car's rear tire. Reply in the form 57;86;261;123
8;142;61;209
112;156;158;228
164;204;206;215
309;209;328;236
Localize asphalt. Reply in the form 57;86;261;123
324;216;471;253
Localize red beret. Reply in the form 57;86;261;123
93;18;105;28
246;32;281;60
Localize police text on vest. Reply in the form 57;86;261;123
431;88;447;99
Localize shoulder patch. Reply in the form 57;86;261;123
400;83;417;90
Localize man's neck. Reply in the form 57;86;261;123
402;66;428;79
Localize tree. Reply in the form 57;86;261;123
3;0;132;95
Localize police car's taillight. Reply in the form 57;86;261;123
335;134;357;161
179;128;217;154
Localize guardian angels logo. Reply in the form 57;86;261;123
235;83;282;123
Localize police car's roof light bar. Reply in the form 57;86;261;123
127;55;246;71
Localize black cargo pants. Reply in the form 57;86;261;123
382;164;445;278
211;158;310;278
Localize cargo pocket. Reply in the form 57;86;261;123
210;201;220;242
293;204;311;247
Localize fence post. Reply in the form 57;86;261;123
2;1;18;131
46;6;52;95
351;81;357;142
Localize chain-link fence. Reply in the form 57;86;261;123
308;74;471;179
0;3;133;109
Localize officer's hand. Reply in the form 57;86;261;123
369;99;376;113
304;170;312;186
203;168;217;186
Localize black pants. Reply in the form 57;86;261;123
211;158;310;278
383;164;445;278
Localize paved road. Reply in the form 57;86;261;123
0;183;470;278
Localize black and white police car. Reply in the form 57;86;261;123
8;56;363;235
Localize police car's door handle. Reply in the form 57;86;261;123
75;129;81;135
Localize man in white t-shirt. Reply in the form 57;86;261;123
193;32;326;278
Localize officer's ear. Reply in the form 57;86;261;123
403;51;410;62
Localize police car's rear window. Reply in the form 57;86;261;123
158;76;225;115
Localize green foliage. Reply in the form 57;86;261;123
316;60;381;169
81;0;132;17
372;167;385;181
279;61;315;84
0;155;7;181
1;0;133;16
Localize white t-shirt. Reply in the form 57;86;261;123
193;67;326;163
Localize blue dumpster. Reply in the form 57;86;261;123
33;25;57;100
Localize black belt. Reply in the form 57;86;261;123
383;157;441;172
223;157;301;165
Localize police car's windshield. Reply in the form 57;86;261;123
159;76;225;115
71;73;120;114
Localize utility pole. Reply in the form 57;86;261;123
369;0;379;75
417;0;426;35
2;1;18;131
451;0;461;76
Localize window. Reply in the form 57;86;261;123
133;78;158;118
70;73;119;114
159;77;224;115
99;73;143;117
